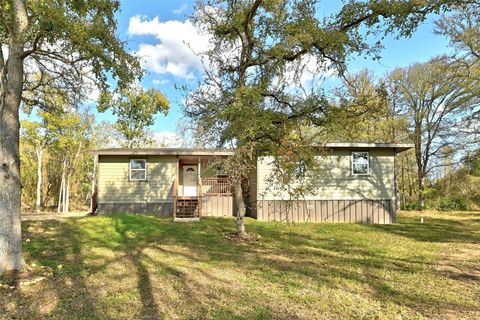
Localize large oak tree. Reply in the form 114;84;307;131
0;0;141;275
186;0;474;237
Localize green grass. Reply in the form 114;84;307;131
1;211;480;319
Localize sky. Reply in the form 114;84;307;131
91;0;453;138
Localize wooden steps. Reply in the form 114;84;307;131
175;197;199;218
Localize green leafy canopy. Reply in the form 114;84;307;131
98;87;170;148
0;0;143;110
186;0;476;189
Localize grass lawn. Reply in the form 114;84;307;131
1;211;480;319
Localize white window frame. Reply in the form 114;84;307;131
129;159;147;181
351;151;369;175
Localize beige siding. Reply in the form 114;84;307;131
257;149;396;200
97;155;177;203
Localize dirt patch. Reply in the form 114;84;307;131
223;232;261;242
21;211;89;221
435;243;480;284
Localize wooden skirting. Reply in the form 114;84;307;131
97;202;173;216
97;199;394;224
201;196;233;217
256;199;396;224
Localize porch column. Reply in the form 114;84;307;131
174;156;179;218
198;157;202;216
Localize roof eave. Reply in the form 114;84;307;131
91;149;234;156
91;143;415;156
316;143;414;152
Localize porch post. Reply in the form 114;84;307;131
198;157;202;217
174;156;179;219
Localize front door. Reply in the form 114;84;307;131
183;165;198;197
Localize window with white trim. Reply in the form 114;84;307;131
352;152;369;175
130;159;147;181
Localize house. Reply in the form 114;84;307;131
91;143;413;224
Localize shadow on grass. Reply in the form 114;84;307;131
112;218;161;320
371;213;480;244
2;213;479;319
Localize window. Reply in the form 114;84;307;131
130;159;147;181
352;152;369;175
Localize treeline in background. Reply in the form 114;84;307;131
19;5;480;213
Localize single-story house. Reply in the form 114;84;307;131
91;143;413;224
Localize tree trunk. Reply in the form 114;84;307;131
0;87;24;274
408;167;413;199
417;171;425;210
35;149;43;213
57;161;66;213
65;174;71;213
233;180;247;238
0;0;28;275
62;163;67;213
57;178;63;213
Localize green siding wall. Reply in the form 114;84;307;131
97;155;177;204
257;149;396;201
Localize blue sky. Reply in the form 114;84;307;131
95;0;452;135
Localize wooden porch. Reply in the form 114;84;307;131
173;157;233;220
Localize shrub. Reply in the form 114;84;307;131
437;196;468;211
401;201;418;211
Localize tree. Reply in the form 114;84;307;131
386;57;480;209
98;87;169;148
0;0;140;275
322;70;409;143
435;3;480;136
20;113;54;213
186;0;471;237
92;121;125;148
435;4;480;65
20;109;95;214
47;111;94;214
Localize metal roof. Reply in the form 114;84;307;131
91;148;234;156
319;143;414;152
92;143;414;156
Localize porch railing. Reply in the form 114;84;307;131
201;177;232;195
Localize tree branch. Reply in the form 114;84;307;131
21;33;44;58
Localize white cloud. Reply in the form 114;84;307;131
152;79;170;86
173;4;188;15
128;15;210;80
127;14;334;87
